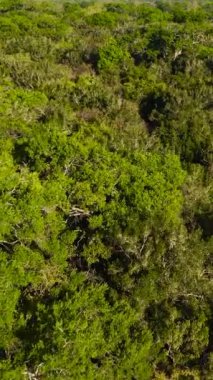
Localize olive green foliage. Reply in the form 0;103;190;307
0;0;212;379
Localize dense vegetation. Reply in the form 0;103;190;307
0;0;212;378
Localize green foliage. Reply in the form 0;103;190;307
16;274;152;379
86;11;122;28
0;16;20;37
0;0;212;379
98;38;131;74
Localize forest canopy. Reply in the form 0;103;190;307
0;0;212;379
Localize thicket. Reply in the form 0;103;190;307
0;0;212;379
